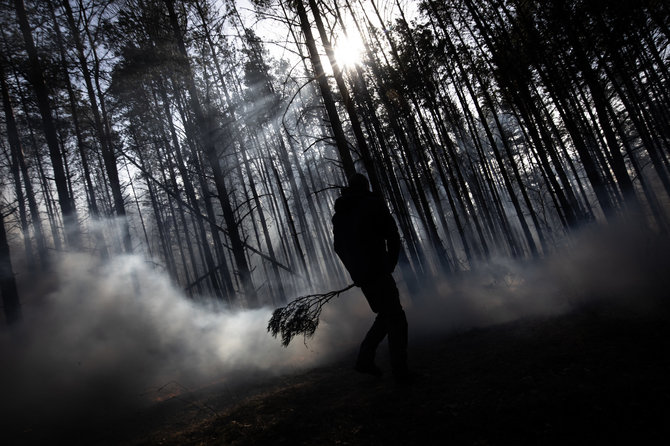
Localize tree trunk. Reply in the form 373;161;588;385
0;209;21;324
13;0;80;248
62;0;131;252
164;0;257;306
1;62;42;269
294;0;356;178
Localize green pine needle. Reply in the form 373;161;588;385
268;284;355;347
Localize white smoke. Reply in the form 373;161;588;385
0;250;366;442
403;218;669;339
1;215;667;442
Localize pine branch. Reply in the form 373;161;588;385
268;284;355;347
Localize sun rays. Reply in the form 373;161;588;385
333;33;365;69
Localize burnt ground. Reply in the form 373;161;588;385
11;302;670;445
127;302;670;446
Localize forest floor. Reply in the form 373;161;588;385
114;300;670;446
14;299;670;445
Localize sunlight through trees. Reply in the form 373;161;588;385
1;0;669;318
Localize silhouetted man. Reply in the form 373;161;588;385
332;173;409;382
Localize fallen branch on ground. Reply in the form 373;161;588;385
268;284;355;347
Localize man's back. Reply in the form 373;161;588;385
332;188;399;285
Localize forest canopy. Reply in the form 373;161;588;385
1;0;669;323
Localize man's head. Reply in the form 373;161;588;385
348;173;370;193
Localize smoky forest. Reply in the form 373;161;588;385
1;0;670;444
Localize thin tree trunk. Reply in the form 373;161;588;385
294;0;356;178
62;0;131;252
0;209;21;324
1;62;41;269
164;0;257;306
13;0;80;248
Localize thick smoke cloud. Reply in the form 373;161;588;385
0;252;363;442
2;253;345;417
1;216;668;442
404;218;670;338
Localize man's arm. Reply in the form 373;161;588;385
380;203;400;272
333;213;361;284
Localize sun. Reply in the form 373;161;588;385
333;34;365;69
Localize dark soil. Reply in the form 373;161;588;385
120;303;670;446
10;302;667;445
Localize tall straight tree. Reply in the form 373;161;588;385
61;0;132;252
0;207;21;324
163;0;258;306
13;0;80;248
1;61;48;267
307;0;382;192
294;0;356;178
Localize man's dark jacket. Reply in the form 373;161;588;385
332;188;400;285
